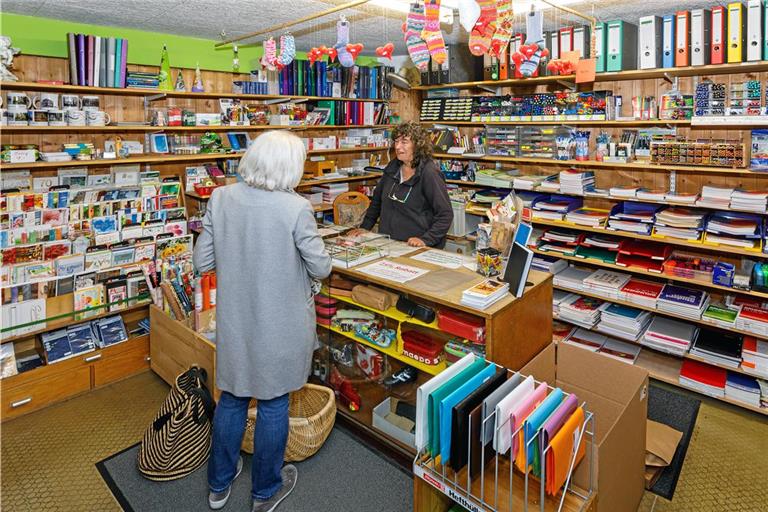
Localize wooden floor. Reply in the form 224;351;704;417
0;372;766;511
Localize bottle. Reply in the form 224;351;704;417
194;277;203;312
209;273;217;307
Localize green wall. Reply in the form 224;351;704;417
0;12;377;73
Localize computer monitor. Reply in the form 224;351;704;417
502;241;534;298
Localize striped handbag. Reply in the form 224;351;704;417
137;366;216;481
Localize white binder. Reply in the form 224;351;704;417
573;25;590;58
691;9;711;65
639;16;662;69
746;0;764;61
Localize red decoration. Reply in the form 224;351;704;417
308;47;324;65
326;47;338;62
375;42;395;60
346;43;364;59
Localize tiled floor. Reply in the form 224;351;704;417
1;371;766;511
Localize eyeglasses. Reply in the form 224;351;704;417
388;182;412;203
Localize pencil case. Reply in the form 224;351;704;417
314;294;338;306
437;310;486;344
315;305;337;317
401;330;443;366
351;285;399;311
396;297;436;324
444;339;486;365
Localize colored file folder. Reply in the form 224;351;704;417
594;22;607;72
493;375;535;453
639;16;663;69
662;14;676;68
711;6;727;64
728;2;747;62
746;0;764;61
606;20;638;71
675;11;691;67
545;406;586;496
573;25;590;58
691;9;711;65
519;388;564;475
559;26;574;54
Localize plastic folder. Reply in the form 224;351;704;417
711;6;727;64
728;2;747;62
675;11;691;66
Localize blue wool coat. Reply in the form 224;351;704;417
193;182;331;399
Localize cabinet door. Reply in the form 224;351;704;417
1;366;91;420
92;335;150;387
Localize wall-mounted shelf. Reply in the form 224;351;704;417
1;124;395;134
424;119;693;126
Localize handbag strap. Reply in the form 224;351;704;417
152;367;216;431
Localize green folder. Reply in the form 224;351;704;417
427;358;487;457
575;246;617;264
594;22;607;73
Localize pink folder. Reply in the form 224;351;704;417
509;382;548;461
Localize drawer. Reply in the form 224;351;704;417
93;335;150;387
1;366;91;420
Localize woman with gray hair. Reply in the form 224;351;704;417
193;130;331;512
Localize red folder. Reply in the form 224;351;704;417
675;11;690;67
710;6;726;64
680;359;726;388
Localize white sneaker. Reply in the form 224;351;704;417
208;456;244;510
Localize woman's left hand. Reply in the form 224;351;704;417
407;237;426;247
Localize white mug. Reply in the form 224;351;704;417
47;109;66;126
81;95;100;112
8;110;29;125
85;110;111;126
66;109;87;126
6;92;31;112
29;109;49;126
32;93;59;111
61;94;81;111
0;109;7;126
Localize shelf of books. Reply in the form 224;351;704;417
2;124;396;133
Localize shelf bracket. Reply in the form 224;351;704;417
477;84;502;95
669;170;677;194
263;97;292;105
556;79;577;92
144;93;167;107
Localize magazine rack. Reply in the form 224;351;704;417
413;365;595;512
325;234;392;269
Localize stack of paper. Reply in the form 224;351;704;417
705;213;762;249
689;328;744;369
701;304;738;328
582;270;631;299
597;303;652;341
653;208;707;240
461;280;510;310
608;202;659;235
563;328;607;352
636;189;668;202
558;295;605;328
532;197;578;221
643;316;699;356
475;169;518;188
664;192;699;205
609;185;639;198
696;186;734;209
539;230;582;255
725;372;762;407
657;284;710;320
513;174;553;190
679;359;726;398
741;337;768;378
531;254;568;274
553;289;578;316
730;190;768;213
311;183;349;203
582;235;621;250
552;266;593;291
538;179;561;193
565;208;610;228
736;305;768;337
559;169;595;195
620;278;664;308
597;338;641;365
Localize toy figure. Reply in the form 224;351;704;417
0;36;21;82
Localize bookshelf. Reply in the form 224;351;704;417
3;124;396;133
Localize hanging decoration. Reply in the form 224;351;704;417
345;43;364;61
421;0;447;64
326;47;338;62
334;16;358;67
174;70;186;92
375;42;395;60
191;62;204;92
232;44;240;71
512;8;547;78
158;44;172;91
468;0;497;56
276;33;296;69
308;46;325;65
489;0;513;58
457;0;481;32
260;37;277;71
403;2;430;71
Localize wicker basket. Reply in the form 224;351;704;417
241;383;336;462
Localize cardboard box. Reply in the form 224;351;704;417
521;342;649;512
372;397;416;448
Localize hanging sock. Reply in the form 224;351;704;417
403;2;430;71
335;19;355;67
261;38;277;70
518;8;544;77
421;0;447;65
469;0;498;56
489;0;513;58
457;0;481;32
277;33;296;68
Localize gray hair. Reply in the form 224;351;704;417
238;130;306;191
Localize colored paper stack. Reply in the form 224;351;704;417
724;372;762;407
701;304;738;328
705;212;764;249
689;328;744;369
582;269;631;299
741;336;768;379
657;284;710;320
558;295;604;328
597;338;641;365
696;186;734;209
653;208;707;241
552;266;592;291
531;195;582;221
642;316;699;356
607;202;661;235
619;278;664;308
559;169;595;195
735;305;768;337
679;359;727;398
565;208;610;228
730;190;768;213
597;303;652;341
563;328;607;352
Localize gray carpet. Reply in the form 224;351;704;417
97;426;413;512
646;383;701;501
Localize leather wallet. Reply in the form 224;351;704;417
402;330;443;365
352;285;399;311
438;310;486;344
396;297;436;324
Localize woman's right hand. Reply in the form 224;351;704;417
346;228;367;238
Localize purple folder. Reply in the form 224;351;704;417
120;39;128;88
539;393;579;455
76;33;86;86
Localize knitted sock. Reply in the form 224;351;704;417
261;38;277;70
403;2;430;71
458;0;481;32
519;9;544;77
490;0;513;58
469;0;497;56
421;0;447;65
277;34;296;68
335;20;355;68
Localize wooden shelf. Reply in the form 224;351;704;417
1;124;394;134
329;292;441;331
314;203;334;213
0;302;151;345
424;119;692;126
530;218;766;258
1;147;390;171
2;81;391;102
414;61;768;90
432;152;762;175
532;248;768;301
634;349;768;416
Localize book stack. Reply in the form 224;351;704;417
636;189;667;202
582;269;631;299
66;34;128;88
565;208;610;228
608;202;661;235
597;338;641;364
558;295;604;328
311;183;348;203
736;305;768;337
513;174;554;190
538;179;561;193
665;192;699;205
41;324;97;364
741;337;768;378
531;254;568;274
552;266;592;291
725;372;762;407
730;190;768;213
126;71;161;89
657;284;710;320
552;289;578;316
531;195;582;221
461;280;510;310
689;328;744;369
701;304;738;328
643;316;699;356
653;208;707;241
563;328;607;352
582;235;621;251
559;169;595;195
597;303;652;341
538;229;583;255
620;278;664;308
705;212;763;249
609;185;639;199
696;186;734;209
679;359;727;398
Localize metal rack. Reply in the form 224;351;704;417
413;367;595;512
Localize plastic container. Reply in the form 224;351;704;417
662;251;717;282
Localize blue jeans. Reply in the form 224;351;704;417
208;391;289;500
